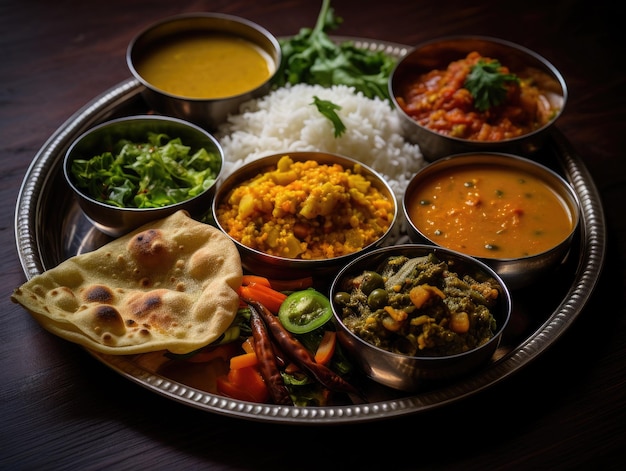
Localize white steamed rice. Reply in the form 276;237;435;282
215;83;426;239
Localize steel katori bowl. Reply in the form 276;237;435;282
402;152;580;289
389;35;567;161
64;115;224;237
330;244;512;392
127;12;281;130
212;151;398;282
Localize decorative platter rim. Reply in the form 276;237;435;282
14;37;607;424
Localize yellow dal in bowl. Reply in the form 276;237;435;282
134;32;275;99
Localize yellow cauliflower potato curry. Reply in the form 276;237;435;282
216;155;394;259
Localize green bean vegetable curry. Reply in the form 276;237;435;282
333;253;501;356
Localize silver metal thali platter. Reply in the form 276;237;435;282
14;38;606;424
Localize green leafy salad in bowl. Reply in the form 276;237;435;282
70;131;220;209
64;115;224;236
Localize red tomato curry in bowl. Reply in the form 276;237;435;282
389;36;567;161
396;51;557;142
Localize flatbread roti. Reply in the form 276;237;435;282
11;210;243;355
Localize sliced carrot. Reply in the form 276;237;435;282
241;275;272;288
239;283;287;314
230;351;259;370
241;336;255;354
314;330;337;365
216;366;269;403
268;276;314;292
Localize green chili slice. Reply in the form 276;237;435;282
278;289;333;334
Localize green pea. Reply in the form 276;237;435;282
333;291;352;306
360;271;384;295
367;288;389;310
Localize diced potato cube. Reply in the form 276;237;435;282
237;193;256;218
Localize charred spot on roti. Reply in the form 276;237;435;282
127;228;172;268
129;291;164;319
93;304;125;335
125;289;180;331
83;284;114;303
94;304;122;322
139;277;152;288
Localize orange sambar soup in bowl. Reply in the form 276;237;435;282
406;162;576;259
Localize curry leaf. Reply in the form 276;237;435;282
311;96;346;137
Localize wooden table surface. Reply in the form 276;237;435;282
2;1;625;469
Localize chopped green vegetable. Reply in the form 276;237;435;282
276;0;396;101
464;59;520;111
278;288;333;334
70;132;220;208
311;96;346;137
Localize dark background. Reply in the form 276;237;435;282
1;1;624;470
